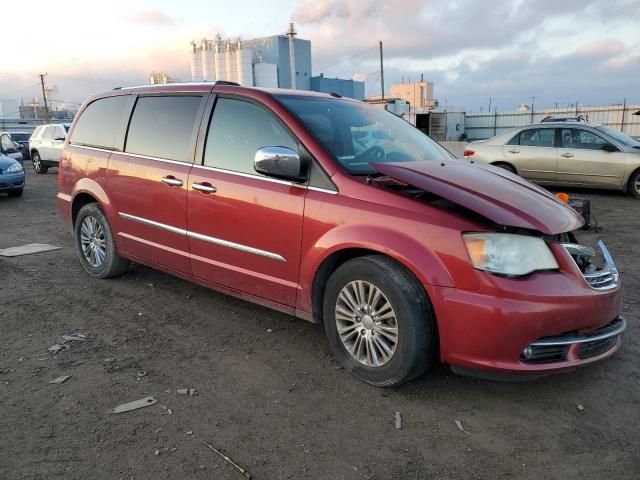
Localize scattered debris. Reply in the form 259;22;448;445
110;396;158;414
395;412;402;430
266;328;273;333
154;449;160;456
146;283;154;287
455;419;471;434
160;405;173;415
48;344;68;354
177;388;198;396
0;243;61;257
62;333;87;343
202;441;252;479
136;371;147;381
49;375;71;385
186;431;193;435
18;357;24;362
104;358;116;363
577;404;585;412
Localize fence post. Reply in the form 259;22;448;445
494;108;497;136
621;98;626;132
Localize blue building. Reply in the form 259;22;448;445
310;74;365;100
190;25;362;96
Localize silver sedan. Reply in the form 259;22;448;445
464;122;640;197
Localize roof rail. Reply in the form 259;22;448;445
113;81;241;91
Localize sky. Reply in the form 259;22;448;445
1;0;639;112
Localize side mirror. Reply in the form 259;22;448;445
601;143;617;152
254;146;307;181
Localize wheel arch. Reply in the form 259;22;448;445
490;161;518;174
302;228;455;324
624;166;640;195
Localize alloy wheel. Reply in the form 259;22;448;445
80;216;107;267
335;280;399;367
32;154;41;173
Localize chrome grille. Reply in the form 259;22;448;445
563;240;619;291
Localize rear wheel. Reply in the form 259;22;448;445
492;162;516;174
322;255;436;387
74;203;130;278
8;188;23;198
32;152;48;174
628;170;640;198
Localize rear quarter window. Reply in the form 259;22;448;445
125;95;204;162
70;95;134;151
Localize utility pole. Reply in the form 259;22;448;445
554;102;559;110
39;73;50;123
621;98;627;132
530;96;536;123
488;97;493;113
379;40;384;101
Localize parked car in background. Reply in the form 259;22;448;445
29;123;71;174
7;131;32;159
0;153;25;197
58;83;624;386
464;122;640;197
0;132;24;164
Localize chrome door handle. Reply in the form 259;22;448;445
192;182;217;194
560;153;574;158
161;176;183;187
508;149;520;154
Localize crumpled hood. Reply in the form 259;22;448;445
371;160;584;235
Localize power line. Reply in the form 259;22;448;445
315;45;378;72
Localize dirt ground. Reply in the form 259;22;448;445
1;168;638;480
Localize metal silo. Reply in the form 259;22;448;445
236;42;253;86
190;41;203;82
214;35;224;81
202;40;215;81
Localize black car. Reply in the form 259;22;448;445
7;132;31;159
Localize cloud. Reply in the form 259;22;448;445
125;9;175;26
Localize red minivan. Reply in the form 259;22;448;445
57;82;625;386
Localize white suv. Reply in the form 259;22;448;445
28;123;71;174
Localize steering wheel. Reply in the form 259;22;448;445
355;146;386;163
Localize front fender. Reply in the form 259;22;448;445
296;223;458;315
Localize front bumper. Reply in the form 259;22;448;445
429;241;624;378
0;173;25;191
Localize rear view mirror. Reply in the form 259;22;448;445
601;143;618;152
254;146;308;181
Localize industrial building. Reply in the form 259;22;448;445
189;24;363;99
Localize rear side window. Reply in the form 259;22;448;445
203;97;297;175
70;96;133;151
31;126;44;139
43;126;55;139
509;128;555;147
125;96;203;162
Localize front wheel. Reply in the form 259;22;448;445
322;255;436;387
32;152;48;174
74;203;130;278
628;170;640;198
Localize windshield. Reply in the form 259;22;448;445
277;95;453;175
10;133;30;141
595;125;640;148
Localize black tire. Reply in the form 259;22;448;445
8;188;23;198
322;255;436;387
492;162;517;174
74;203;130;278
628;169;640;198
32;151;48;174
